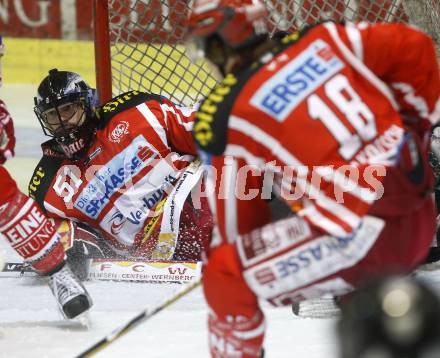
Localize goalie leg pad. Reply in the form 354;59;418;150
0;189;66;274
203;244;265;358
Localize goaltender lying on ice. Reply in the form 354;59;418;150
29;69;214;273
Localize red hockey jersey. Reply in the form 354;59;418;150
29;91;209;260
194;22;440;242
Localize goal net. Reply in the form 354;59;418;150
94;0;440;106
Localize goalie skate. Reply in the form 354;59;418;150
48;264;93;320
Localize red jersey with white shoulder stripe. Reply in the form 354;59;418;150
29;91;211;260
194;22;440;241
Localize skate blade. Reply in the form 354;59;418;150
74;310;91;328
292;297;341;319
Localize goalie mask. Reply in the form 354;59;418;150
34;69;99;161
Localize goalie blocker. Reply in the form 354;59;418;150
0;166;92;319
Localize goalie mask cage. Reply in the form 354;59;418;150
94;0;440;106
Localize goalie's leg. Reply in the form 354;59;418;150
0;166;92;319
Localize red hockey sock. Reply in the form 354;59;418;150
203;244;265;358
208;310;265;358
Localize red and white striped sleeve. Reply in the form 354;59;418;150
336;21;440;126
221;114;372;239
209;154;273;245
159;98;198;155
133;98;197;170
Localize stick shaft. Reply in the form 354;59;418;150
75;278;202;358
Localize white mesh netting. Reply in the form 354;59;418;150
105;0;439;106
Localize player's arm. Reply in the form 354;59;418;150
28;153;64;213
210;155;272;243
339;22;440;126
158;97;198;155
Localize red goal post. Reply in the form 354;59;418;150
93;0;440;106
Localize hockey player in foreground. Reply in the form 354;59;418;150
30;69;212;266
187;0;440;357
0;37;92;320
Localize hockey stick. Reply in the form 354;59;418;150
74;277;202;358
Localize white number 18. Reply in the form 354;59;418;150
308;74;376;160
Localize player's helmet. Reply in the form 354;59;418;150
187;0;268;52
34;69;99;161
0;35;5;88
338;276;440;358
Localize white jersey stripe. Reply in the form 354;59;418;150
160;103;194;132
229;116;301;165
314;167;377;204
225;144;266;167
205;175;218;221
276;169;360;229
303;204;352;236
232;319;266;340
324;22;399;110
345;22;363;61
229;116;372;204
392;82;429;119
303;182;361;228
431;97;440;125
137;103;169;148
301;205;349;237
222;156;239;243
169;152;195;166
44;201;67;218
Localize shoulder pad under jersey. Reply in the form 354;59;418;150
28;155;64;213
97;91;165;129
192;31;306;156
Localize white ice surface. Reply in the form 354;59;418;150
2;84;440;358
0;272;339;358
0;84;340;358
